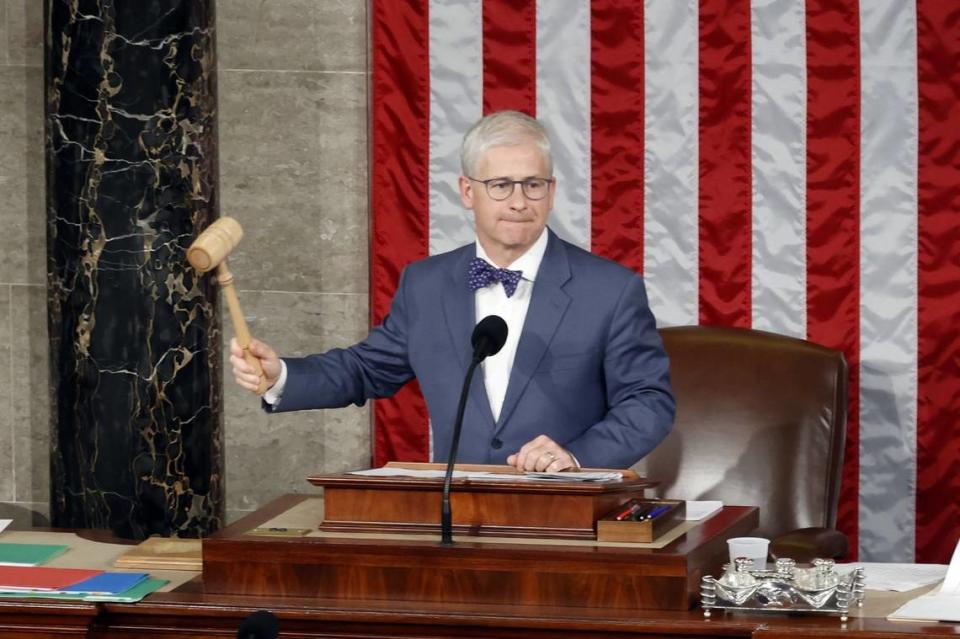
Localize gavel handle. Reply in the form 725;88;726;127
217;262;269;395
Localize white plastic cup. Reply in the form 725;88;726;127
727;537;770;570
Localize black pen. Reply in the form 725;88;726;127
630;504;657;520
637;505;672;521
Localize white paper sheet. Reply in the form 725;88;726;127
684;501;723;520
887;535;960;622
846;562;948;592
0;520;11;534
888;593;960;622
940;534;960;594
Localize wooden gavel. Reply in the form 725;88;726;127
187;217;269;394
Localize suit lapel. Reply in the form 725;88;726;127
442;246;497;427
495;231;571;432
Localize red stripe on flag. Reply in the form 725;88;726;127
482;0;537;115
697;0;752;327
805;0;861;559
590;1;645;273
916;0;960;564
370;0;431;466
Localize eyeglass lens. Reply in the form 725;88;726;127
485;178;550;201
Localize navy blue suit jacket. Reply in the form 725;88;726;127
272;229;675;468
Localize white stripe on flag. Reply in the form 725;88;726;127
429;0;482;256
858;0;919;563
537;0;591;250
643;0;699;326
750;0;807;337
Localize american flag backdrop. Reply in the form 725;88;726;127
368;0;960;563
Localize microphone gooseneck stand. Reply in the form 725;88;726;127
440;315;508;546
441;354;483;545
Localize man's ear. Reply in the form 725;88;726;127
459;175;474;209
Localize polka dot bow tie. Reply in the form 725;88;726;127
467;257;523;298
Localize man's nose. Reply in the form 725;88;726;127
507;183;528;209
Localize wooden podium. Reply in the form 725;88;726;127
310;462;658;539
203;466;758;612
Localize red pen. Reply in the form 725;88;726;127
611;501;643;521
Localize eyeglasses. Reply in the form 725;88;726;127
467;176;555;201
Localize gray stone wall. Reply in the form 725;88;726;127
0;0;371;527
217;1;371;523
0;0;47;527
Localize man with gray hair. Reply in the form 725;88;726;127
232;110;674;471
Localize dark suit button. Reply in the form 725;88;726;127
491;438;503;449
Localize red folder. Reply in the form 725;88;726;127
0;566;103;591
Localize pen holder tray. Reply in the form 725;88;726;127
595;499;685;543
701;558;866;623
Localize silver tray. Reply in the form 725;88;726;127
701;557;866;623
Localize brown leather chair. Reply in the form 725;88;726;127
636;325;849;561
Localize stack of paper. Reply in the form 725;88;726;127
350;468;623;482
524;471;623;482
0;543;69;567
888;535;960;622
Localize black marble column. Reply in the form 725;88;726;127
45;1;222;538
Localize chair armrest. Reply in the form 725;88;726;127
770;527;849;563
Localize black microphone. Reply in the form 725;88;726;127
471;314;509;362
237;610;279;639
441;315;508;545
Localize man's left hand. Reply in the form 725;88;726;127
507;435;577;472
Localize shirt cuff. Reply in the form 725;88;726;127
262;360;288;405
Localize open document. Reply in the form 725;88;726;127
349;468;622;482
888;535;960;622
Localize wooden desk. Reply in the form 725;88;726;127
202;494;756;611
0;496;957;638
3;586;959;639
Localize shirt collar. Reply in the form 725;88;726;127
475;228;549;283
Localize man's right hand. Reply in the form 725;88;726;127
230;337;282;393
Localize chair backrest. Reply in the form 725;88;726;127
636;326;847;538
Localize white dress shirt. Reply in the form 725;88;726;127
473;230;548;421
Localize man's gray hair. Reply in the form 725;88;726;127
460;110;553;177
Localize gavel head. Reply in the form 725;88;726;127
187;216;244;273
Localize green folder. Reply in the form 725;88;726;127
0;543;69;566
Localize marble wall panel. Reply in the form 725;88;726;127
0;286;12;502
6;0;44;67
11;284;49;505
0;0;373;523
218;70;368;295
218;0;366;73
223;289;370;517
